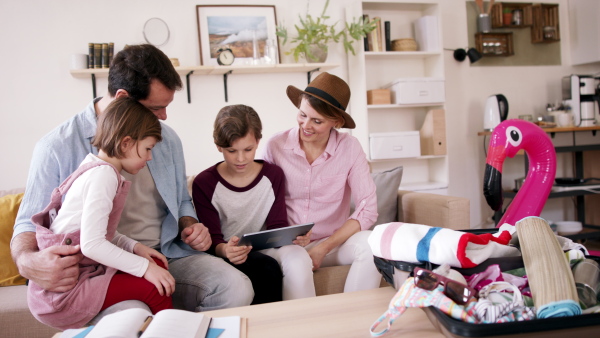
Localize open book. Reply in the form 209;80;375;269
86;308;211;338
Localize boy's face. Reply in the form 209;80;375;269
218;132;259;174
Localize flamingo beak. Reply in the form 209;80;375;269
483;144;506;211
483;164;503;211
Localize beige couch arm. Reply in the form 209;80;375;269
397;190;470;230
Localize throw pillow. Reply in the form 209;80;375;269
0;193;26;286
371;166;403;227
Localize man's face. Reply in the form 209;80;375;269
137;79;175;120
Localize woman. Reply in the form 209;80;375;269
263;72;381;292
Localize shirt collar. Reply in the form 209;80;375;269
82;97;102;140
285;127;339;160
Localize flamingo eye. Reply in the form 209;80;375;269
506;126;522;147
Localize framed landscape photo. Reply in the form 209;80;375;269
196;5;280;66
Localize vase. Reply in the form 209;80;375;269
306;44;328;63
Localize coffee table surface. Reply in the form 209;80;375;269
202;286;444;338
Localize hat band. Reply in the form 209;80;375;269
305;87;345;111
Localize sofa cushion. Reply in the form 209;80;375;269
0;193;26;286
371;166;403;226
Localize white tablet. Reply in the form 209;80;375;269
238;223;314;250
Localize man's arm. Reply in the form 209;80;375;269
11;232;82;292
178;216;211;252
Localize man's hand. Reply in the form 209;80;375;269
222;236;251;265
12;233;82;292
180;223;212;251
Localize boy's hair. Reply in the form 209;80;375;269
213;104;263;148
108;44;182;100
92;97;162;158
301;93;345;128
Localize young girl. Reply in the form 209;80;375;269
192;104;316;303
27;97;175;330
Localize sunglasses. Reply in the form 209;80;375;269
413;267;477;305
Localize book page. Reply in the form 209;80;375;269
87;308;152;338
210;316;241;338
142;309;210;338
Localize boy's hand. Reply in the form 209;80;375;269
224;236;251;265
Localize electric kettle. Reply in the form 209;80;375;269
483;94;509;131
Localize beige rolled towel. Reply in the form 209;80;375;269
515;216;581;318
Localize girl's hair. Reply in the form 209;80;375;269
213;104;262;148
300;93;345;128
92;97;162;158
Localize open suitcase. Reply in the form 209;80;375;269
373;228;600;338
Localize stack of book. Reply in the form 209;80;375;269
363;17;391;52
87;42;114;69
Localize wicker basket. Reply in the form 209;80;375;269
392;39;417;51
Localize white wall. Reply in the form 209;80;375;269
1;0;599;228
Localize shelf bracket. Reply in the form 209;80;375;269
307;68;320;84
223;70;233;102
593;130;597;137
91;74;97;99
186;71;194;104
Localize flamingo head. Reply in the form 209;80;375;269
483;119;549;211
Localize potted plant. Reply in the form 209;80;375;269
276;0;378;62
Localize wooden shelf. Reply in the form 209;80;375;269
70;63;339;103
475;32;514;57
531;3;560;43
490;2;533;28
364;51;440;59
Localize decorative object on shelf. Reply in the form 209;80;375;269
490;2;532;28
391;38;417;52
414;15;440;51
169;58;179;67
473;0;495;32
196;5;280;66
275;0;377;62
474;32;513;57
531;3;560;43
446;48;482;63
366;89;391;105
143;17;170;47
70;54;88;70
216;47;235;66
87;42;114;69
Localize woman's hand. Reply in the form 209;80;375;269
223;236;252;265
133;243;169;269
307;243;328;271
293;230;312;247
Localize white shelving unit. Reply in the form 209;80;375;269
70;63;339;103
346;0;448;193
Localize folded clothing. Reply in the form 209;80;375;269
369;222;521;268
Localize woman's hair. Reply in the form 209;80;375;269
92;97;162;158
300;93;345;128
213;104;262;148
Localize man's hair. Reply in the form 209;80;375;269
301;93;345;128
93;97;163;158
107;44;182;100
213;105;263;148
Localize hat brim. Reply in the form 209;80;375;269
287;85;356;129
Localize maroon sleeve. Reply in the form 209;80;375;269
263;161;289;230
192;165;226;254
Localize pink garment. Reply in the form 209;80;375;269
27;161;131;330
263;127;377;241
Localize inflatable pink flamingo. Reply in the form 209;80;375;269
483;119;556;227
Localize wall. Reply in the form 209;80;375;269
1;0;599;228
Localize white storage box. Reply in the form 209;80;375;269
383;77;445;104
370;131;421;160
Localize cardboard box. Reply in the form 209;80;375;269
369;131;421;160
420;109;446;155
367;89;391;105
383;77;445;104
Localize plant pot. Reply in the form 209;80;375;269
306;44;328;63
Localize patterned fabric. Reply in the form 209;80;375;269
370;277;477;337
474;282;536;323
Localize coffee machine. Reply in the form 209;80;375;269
562;74;598;127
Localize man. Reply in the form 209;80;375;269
11;44;253;314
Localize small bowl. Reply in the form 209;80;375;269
555;221;582;235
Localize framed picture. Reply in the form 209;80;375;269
196;5;280;66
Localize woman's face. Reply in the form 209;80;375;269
296;97;338;146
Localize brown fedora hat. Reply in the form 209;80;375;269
286;72;356;129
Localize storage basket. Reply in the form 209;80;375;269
392;39;417;51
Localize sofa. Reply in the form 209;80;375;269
0;170;469;338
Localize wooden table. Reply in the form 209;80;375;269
202;286;444;338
